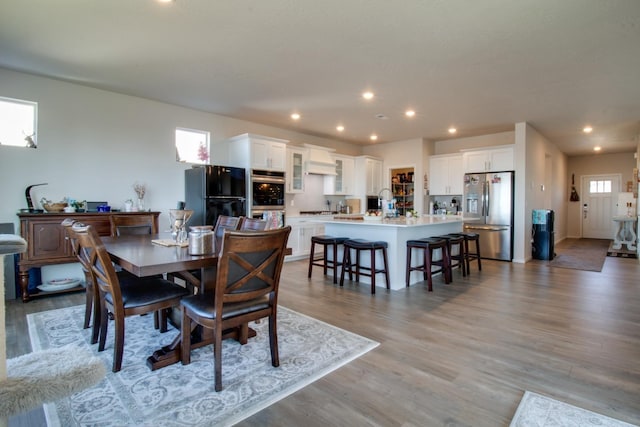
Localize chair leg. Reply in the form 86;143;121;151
159;309;169;333
83;271;92;329
180;308;192;365
91;281;101;345
269;313;279;367
425;249;434;292
475;239;482;271
113;312;125;372
98;299;108;352
214;328;223;392
323;244;329;276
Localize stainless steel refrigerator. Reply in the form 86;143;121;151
463;171;514;261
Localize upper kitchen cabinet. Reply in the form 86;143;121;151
324;154;355;195
429;154;463;195
462;146;514;173
355;156;384;196
286;146;307;193
227;133;287;172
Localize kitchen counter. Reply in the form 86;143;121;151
321;215;464;290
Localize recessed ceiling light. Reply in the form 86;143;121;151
448;127;457;134
156;0;174;3
583;126;593;133
336;125;345;132
290;113;301;120
594;146;601;152
370;134;378;141
362;91;375;100
405;110;416;118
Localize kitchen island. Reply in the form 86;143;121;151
321;215;465;290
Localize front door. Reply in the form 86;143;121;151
581;174;620;239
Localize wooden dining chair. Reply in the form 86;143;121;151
180;226;291;391
238;217;269;231
110;214;159;237
73;224;190;372
62;219;101;344
213;215;243;254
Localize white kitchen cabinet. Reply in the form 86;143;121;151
324;154;355;195
227;133;287;172
285;217;325;260
354;156;383;196
462;146;514;173
286;147;306;193
429;154;463;195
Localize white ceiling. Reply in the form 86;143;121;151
1;0;639;156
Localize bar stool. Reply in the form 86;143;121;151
308;235;349;284
340;239;390;294
436;234;467;279
405;238;450;291
451;232;482;274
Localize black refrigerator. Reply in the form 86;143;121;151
185;165;246;227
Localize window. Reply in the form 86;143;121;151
0;96;37;148
589;180;612;194
175;127;210;164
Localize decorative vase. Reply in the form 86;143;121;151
137;197;145;212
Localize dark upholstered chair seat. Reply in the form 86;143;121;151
104;278;189;308
344;239;388;249
180;294;270;320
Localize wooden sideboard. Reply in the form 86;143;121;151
17;211;160;302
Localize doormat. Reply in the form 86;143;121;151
607;241;638;258
548;238;610;272
28;305;379;426
510;391;638;427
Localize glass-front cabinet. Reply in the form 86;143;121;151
286;147;306;193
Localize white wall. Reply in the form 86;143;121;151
361;138;428;213
0;68;360;233
515;122;567;262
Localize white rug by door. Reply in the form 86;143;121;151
510;391;638;427
27;305;379;426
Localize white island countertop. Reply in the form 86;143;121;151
321;215;465;290
321;214;465;227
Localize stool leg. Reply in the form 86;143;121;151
308;241;315;278
382;248;390;290
323;243;329;276
405;245;412;287
370;248;376;294
475;239;482;271
463;239;471;275
426;248;434;292
443;245;452;284
332;242;338;284
355;249;361;282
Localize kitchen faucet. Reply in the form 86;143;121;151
378;188;393;208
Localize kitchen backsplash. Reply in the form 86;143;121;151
285;174;346;215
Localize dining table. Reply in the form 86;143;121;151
101;233;256;370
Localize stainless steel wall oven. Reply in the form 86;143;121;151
250;169;285;219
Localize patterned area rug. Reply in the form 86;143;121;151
27;305;378;426
510;391;638;427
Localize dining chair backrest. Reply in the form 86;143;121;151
72;224;123;307
215;226;291;310
110;214;158;237
238;217;269;231
213;215;242;254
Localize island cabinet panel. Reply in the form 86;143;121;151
17;211;159;302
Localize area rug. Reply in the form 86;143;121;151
607;241;638;259
27;305;379;426
548;238;610;272
510;391;637;427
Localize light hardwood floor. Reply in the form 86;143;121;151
6;247;640;426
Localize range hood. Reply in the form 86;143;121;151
304;144;337;175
